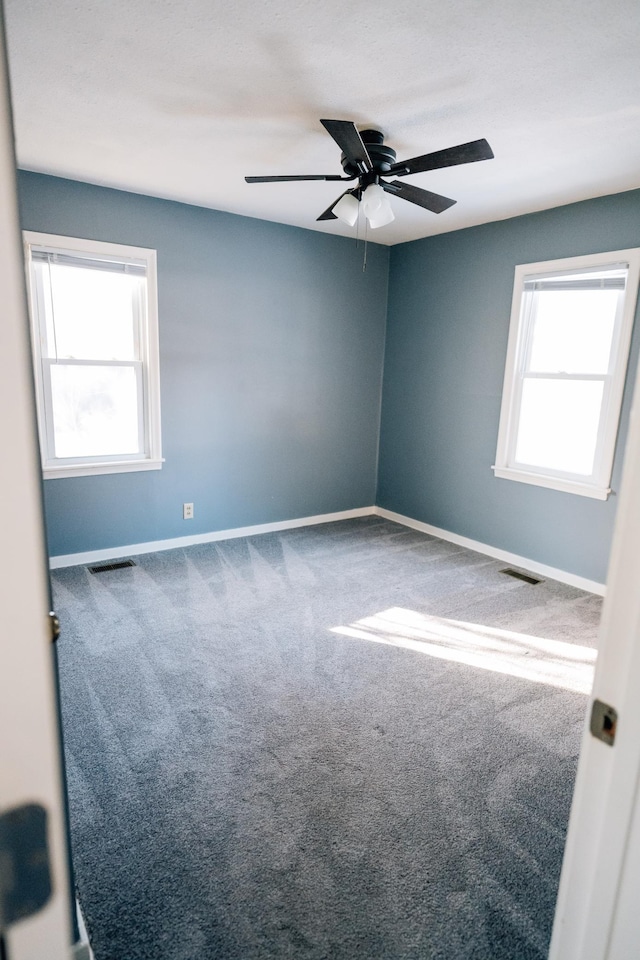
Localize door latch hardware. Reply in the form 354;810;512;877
590;699;617;746
0;804;52;931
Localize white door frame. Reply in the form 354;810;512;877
0;7;72;959
549;345;640;954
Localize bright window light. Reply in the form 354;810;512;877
331;607;596;694
50;364;140;458
46;264;139;361
515;378;604;475
494;250;640;499
527;289;617;375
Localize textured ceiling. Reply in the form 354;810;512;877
5;0;640;245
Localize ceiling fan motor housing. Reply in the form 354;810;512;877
341;129;397;178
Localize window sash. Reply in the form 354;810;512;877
519;285;624;378
32;259;145;363
40;358;146;465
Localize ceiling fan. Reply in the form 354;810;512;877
245;119;494;229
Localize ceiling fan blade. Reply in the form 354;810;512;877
390;138;494;177
245;174;347;183
383;180;456;214
320;119;372;173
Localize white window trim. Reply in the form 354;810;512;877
493;248;640;500
23;231;163;480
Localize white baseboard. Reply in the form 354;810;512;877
72;939;93;960
74;901;95;960
49;507;376;569
373;506;606;596
49;503;607;595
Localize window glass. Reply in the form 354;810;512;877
42;264;139;361
527;289;618;375
50;364;141;458
515;379;604;475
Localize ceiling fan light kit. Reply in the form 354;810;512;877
331;183;395;228
361;183;395;228
333;191;359;226
367;203;395;229
245;119;494;232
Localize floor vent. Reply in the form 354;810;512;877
500;567;542;585
88;559;136;574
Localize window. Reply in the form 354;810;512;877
494;249;640;499
24;232;162;479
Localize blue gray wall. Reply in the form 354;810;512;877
377;190;640;583
18;172;640;581
18;173;389;557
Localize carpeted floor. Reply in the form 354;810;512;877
53;517;601;960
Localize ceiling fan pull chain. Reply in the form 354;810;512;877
363;218;368;273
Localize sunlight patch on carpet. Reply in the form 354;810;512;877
331;606;596;694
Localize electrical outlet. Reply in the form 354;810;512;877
183;502;194;520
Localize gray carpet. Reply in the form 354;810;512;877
53;517;601;960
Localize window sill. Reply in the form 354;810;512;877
492;465;611;500
43;458;164;480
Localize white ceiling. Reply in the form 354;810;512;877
5;0;640;246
